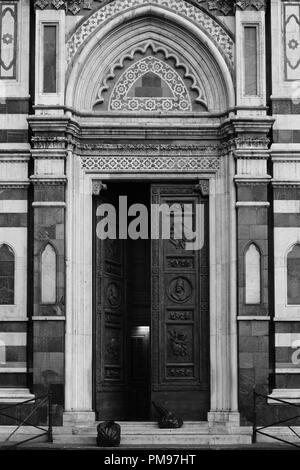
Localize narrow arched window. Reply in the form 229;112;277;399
0;244;15;305
245;243;261;304
287;244;300;305
41;244;56;304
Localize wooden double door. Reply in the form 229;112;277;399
94;182;210;421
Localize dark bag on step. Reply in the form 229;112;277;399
152;402;183;429
97;420;121;447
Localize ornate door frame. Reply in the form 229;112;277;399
63;144;239;426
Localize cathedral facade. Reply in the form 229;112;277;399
0;0;300;444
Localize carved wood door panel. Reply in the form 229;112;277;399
94;192;129;420
151;184;210;420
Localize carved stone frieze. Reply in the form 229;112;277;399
221;136;270;152
78;143;220;154
32;136;67;150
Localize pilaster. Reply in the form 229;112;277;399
228;118;274;424
28;117;68;425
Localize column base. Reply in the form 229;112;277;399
63;411;96;427
207;411;240;426
0;388;35;404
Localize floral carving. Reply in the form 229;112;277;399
235;0;265;10
34;0;49;9
52;0;65;8
68;0;81;15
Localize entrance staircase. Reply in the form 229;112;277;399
53;421;253;446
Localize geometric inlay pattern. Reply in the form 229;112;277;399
0;3;17;79
81;155;220;172
66;0;234;68
109;56;192;112
284;2;300;81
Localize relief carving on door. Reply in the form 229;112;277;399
151;184;209;408
95;192;128;417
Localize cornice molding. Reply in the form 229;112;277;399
272;180;300;188
235;177;271;186
30;176;68;186
78;143;220;155
0;181;30;189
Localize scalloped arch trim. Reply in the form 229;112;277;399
94;41;207;108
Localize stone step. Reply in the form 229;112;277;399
53;433;252;446
53;422;253;446
0;423;253;446
55;422;252;436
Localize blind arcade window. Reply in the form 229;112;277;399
41;243;57;304
245;243;261;305
244;26;258;96
0;244;15;305
43;24;57;93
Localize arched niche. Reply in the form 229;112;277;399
41;243;57;305
244;243;261;305
66;8;234;113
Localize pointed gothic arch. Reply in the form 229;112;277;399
65;2;234;112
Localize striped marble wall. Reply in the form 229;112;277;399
0;0;31;403
273;186;300;391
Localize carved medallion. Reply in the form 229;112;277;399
167;276;192;303
106;282;121;308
